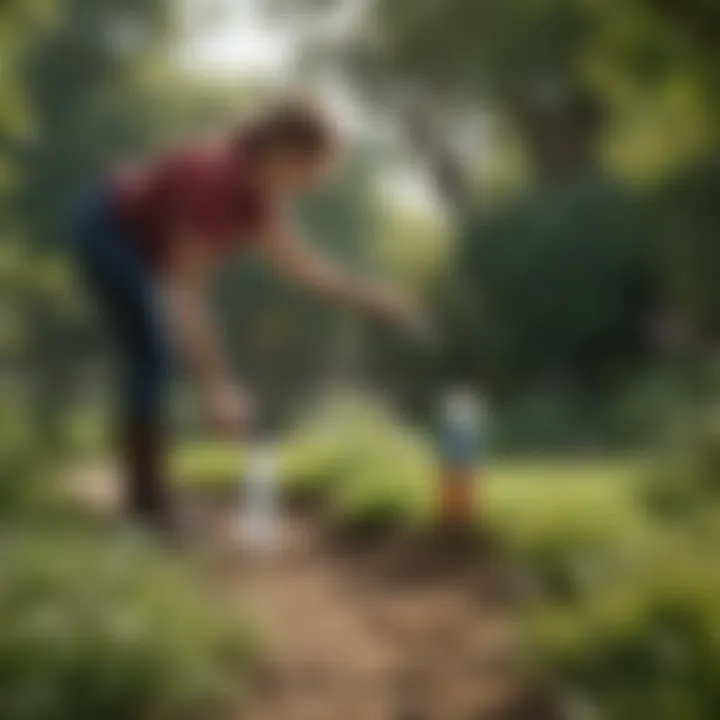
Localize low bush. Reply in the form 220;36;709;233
0;524;256;720
530;532;720;720
643;427;720;519
486;461;644;599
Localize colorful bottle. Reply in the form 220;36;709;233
438;386;486;528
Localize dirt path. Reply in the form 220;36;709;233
72;465;549;720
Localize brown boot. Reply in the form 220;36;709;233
119;421;176;535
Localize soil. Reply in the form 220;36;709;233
71;465;559;720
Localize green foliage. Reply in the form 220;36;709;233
282;399;720;718
324;418;433;536
279;395;431;534
641;365;720;519
280;1;720;427
451;172;656;449
0;415;46;514
521;392;720;717
178;395;640;549
13;0;174;450
644;434;720;519
652;158;720;336
178;389;720;718
530;531;720;719
0;524;255;720
177;395;435;533
463;173;649;369
308;0;718;169
487;461;645;598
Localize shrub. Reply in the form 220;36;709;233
0;525;256;720
486;461;644;600
327;428;434;537
644;429;720;519
282;394;435;535
530;535;720;720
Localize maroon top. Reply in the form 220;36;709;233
111;139;274;269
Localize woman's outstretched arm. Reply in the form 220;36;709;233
263;222;423;330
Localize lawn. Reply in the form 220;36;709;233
173;434;645;552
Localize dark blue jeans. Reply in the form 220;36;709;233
74;190;172;424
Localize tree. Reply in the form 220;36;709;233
0;1;60;491
260;0;720;444
13;0;174;450
265;0;718;197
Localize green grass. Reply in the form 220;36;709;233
487;459;642;531
173;407;648;607
172;442;242;490
175;434;644;547
485;460;647;587
173;395;647;584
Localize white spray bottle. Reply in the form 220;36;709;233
238;430;280;553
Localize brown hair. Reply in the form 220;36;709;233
239;99;338;160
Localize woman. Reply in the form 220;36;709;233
74;99;422;532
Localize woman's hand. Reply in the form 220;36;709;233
367;286;434;339
204;383;254;438
264;224;434;342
